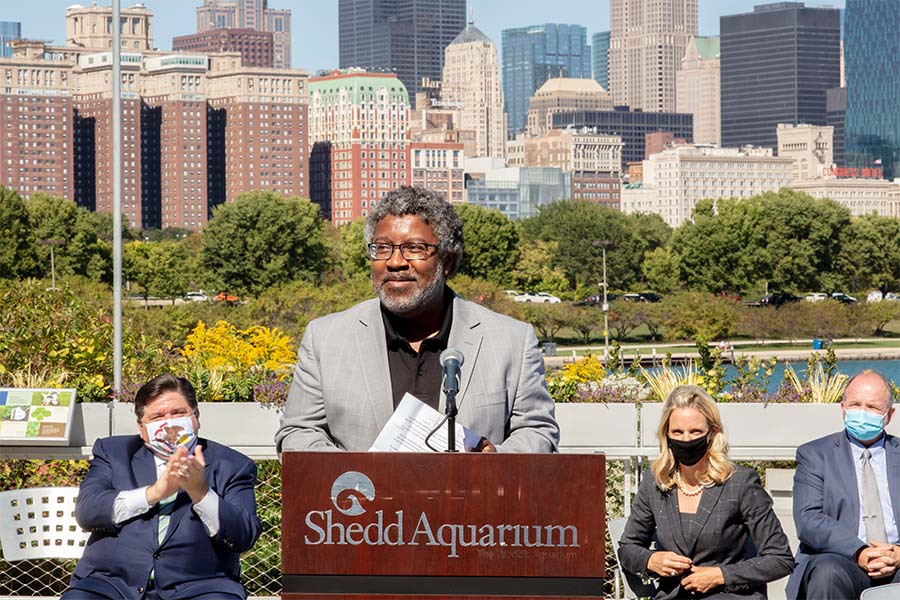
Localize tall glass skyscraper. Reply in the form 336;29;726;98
338;0;466;97
720;3;840;152
845;1;900;179
592;31;610;91
501;24;591;135
0;22;21;58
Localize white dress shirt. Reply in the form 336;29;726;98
112;452;220;536
849;435;899;544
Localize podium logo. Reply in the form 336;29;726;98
305;471;581;558
331;471;375;516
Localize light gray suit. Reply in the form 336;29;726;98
275;293;560;453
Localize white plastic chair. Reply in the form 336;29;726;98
861;583;900;600
608;516;657;600
0;487;89;561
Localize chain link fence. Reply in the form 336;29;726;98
0;459;283;598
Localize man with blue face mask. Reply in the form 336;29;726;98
787;370;900;599
62;375;261;600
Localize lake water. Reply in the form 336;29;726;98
655;359;900;394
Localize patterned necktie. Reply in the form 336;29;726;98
158;492;177;544
862;449;888;544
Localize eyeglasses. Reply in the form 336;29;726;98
367;242;439;261
142;407;195;424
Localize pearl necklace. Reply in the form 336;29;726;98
674;472;704;497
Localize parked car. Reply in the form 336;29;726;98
514;291;561;303
504;290;520;298
805;293;828;302
184;291;208;302
886;292;900;302
638;291;662;303
831;292;857;304
759;291;801;308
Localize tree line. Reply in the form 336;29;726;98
3;186;900;301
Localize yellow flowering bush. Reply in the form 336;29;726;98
547;354;606;403
182;320;295;374
181;320;296;402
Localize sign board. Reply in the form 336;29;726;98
0;388;78;445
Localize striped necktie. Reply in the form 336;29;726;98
158;491;178;544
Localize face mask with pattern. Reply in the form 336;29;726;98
144;415;197;458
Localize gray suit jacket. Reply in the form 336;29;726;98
275;293;559;453
618;466;794;600
786;431;900;599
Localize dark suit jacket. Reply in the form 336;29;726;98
618;466;794;600
68;435;262;600
786;431;900;599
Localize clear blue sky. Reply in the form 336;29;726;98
3;0;845;73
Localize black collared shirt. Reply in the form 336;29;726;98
381;290;454;410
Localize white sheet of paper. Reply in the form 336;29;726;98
369;393;482;452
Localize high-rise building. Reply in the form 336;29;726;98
410;142;465;203
609;0;698;113
196;0;291;69
440;21;506;158
0;22;21;58
206;54;308;208
845;0;900;179
621;145;792;227
307;71;410;224
676;36;719;145
720;3;841;152
827;86;846;167
592;31;609;91
502;24;591;135
552;108;694;168
777;124;833;181
338;0;466;98
72;52;145;226
174;29;274;68
526;77;612;137
0;49;74;202
66;3;153;51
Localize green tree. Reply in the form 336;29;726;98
25;193;114;283
0;186;36;279
836;215;898;292
866;301;900;336
337;218;369;280
454;204;520;283
672;190;851;294
200;191;328;296
509;240;569;292
641;247;681;293
520;200;645;290
662;291;740;341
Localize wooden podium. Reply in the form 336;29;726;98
281;452;606;599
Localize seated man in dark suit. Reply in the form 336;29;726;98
62;374;262;600
787;369;900;599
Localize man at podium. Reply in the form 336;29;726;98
276;186;559;454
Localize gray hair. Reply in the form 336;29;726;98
364;185;463;277
842;369;894;412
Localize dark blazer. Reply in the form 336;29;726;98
68;435;262;600
786;431;900;599
618;466;794;600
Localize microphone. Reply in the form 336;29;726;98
440;348;465;396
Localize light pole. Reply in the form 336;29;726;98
38;239;64;291
593;239;611;361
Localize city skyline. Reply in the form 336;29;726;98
3;0;846;74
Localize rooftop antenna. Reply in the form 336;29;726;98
468;5;474;27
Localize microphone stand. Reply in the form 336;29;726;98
445;384;458;453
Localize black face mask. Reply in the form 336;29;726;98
667;434;710;466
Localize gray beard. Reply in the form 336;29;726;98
374;268;445;316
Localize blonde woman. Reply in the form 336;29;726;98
617;385;794;599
